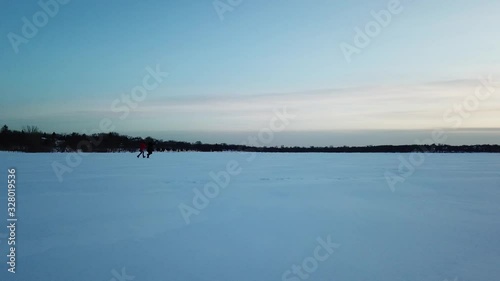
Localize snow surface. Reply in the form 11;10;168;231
1;152;500;281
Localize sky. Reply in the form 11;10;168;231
1;0;500;146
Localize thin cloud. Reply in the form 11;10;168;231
2;78;498;132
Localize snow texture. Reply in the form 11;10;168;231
0;152;499;281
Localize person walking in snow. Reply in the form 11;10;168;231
137;141;146;158
146;141;154;158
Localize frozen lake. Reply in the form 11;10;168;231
1;152;499;281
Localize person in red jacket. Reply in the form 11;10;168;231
137;142;146;158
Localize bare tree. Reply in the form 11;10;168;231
22;125;41;134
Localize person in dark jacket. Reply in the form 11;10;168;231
137;142;146;158
146;142;154;158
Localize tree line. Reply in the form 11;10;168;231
1;125;500;153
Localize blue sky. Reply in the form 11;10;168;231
1;0;500;146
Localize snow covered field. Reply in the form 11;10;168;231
1;152;499;281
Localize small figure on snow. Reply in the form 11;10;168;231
137;141;146;158
146;141;154;158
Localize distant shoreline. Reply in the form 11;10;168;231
2;145;500;154
2;151;500;154
1;125;500;153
